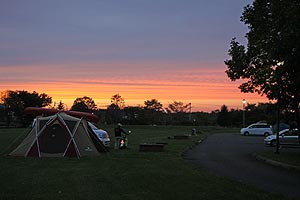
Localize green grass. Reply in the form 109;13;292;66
0;126;293;200
259;151;300;167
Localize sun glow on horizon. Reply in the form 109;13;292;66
1;78;268;112
0;61;268;112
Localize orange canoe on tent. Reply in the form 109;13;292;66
24;107;100;123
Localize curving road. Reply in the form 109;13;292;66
184;133;300;198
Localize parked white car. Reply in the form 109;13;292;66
88;122;110;147
240;123;272;136
264;129;299;146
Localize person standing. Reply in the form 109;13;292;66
114;123;127;149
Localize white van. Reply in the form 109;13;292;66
240;123;272;136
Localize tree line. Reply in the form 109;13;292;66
0;90;191;127
0;90;296;128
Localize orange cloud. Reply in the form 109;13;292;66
0;61;268;111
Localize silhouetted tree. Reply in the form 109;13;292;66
121;106;144;125
71;96;97;112
57;100;65;110
106;94;125;124
110;93;125;109
225;0;300;129
144;99;163;125
166;101;190;125
144;99;163;111
2;90;52;109
1;90;52;126
217;105;230;127
167;101;190;113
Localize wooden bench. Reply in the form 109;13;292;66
174;135;191;140
139;143;165;152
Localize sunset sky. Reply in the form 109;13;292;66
0;0;268;111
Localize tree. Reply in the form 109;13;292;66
106;94;125;124
225;0;300;128
245;102;277;125
143;99;163;125
1;90;52;126
71;96;97;112
1;90;52;110
166;101;191;125
144;99;163;111
110;93;125;109
0;104;5;119
56;100;66;110
217;105;230;127
167;101;190;113
121;106;144;125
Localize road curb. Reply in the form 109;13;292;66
253;153;300;172
181;135;208;158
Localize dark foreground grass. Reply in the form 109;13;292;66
0;126;294;200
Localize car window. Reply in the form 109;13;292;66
247;124;270;129
88;122;98;130
284;131;293;136
257;124;269;128
291;130;299;136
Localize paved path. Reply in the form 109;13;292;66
184;133;300;198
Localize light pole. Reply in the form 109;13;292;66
242;99;246;127
189;103;192;121
275;61;284;154
275;100;280;154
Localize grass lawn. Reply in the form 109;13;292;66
259;151;300;167
0;126;292;200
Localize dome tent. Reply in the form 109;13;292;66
9;112;107;158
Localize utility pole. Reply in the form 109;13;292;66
242;99;246;127
275;99;280;154
189;103;192;121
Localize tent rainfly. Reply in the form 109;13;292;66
9;112;107;158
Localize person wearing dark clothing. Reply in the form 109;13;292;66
114;123;127;137
114;123;127;149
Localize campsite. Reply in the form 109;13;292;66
1;0;300;199
9;112;107;158
0;124;289;200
